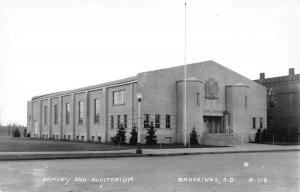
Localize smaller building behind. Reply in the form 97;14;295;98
256;68;300;142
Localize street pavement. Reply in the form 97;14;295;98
0;151;299;192
0;143;299;160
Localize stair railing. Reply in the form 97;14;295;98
228;126;244;145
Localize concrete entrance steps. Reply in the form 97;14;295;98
202;133;242;146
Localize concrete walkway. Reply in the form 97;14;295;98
0;143;299;161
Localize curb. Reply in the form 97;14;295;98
0;148;299;161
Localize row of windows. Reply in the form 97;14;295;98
43;97;172;129
110;115;128;129
43;99;100;125
252;117;263;129
43;108;173;128
42;90;125;125
110;114;172;129
144;114;171;128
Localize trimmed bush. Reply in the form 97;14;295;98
190;127;198;145
113;124;126;145
13;128;21;137
145;122;157;145
129;126;138;145
23;128;27;137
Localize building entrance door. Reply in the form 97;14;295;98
203;116;223;133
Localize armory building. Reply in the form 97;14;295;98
27;60;266;145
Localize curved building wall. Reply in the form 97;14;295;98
225;85;249;142
176;79;204;143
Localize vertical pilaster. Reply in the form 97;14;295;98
85;91;90;141
131;83;134;129
39;100;42;138
103;87;108;142
59;96;63;139
71;93;76;140
31;101;34;135
48;98;52;139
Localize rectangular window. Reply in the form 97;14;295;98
44;106;47;125
144;114;149;128
117;115;121;128
78;101;83;124
252;117;256;129
166;115;171;128
113;90;125;105
66;103;70;124
197;92;200;106
124;115;127;128
94;99;100;123
155;114;160;128
259;117;263;129
54;105;58;124
111;116;114;129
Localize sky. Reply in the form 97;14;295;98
0;0;299;126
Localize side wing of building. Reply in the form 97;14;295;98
27;77;138;143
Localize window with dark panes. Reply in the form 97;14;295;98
54;105;58;124
94;99;100;123
252;117;256;129
44;106;47;125
166;115;171;128
144;114;149;128
155;114;160;128
78;101;83;124
124;115;127;128
66;103;70;124
111;116;114;129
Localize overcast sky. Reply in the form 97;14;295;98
0;0;299;125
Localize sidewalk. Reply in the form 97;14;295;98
0;143;299;161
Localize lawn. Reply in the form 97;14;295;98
0;137;219;152
0;137;130;152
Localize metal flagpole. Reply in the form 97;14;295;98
183;2;187;147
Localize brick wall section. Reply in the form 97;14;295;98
255;70;300;140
